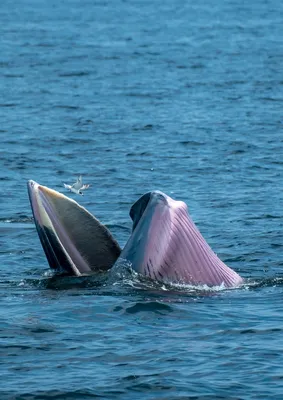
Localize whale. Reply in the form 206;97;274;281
27;180;243;287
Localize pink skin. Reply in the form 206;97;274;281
120;192;243;288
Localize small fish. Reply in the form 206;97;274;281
63;176;90;196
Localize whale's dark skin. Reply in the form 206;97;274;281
27;180;121;275
27;180;243;287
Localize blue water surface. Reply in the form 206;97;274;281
1;0;283;398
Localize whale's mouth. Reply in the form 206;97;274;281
28;181;243;288
27;180;121;276
129;191;169;231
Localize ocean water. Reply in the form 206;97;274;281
1;0;283;398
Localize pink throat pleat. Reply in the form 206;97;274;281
141;199;243;288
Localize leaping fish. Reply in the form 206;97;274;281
63;176;90;196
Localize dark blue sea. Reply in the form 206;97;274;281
1;0;283;398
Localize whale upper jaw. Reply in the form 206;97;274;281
27;180;121;276
27;180;72;273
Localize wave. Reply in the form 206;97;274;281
8;261;283;299
0;215;33;223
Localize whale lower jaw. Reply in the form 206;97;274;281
28;181;243;287
117;191;243;288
